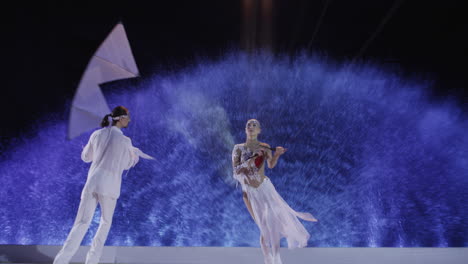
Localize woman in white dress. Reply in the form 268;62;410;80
232;119;317;264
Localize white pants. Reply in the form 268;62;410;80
54;192;117;264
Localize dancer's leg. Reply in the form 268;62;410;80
85;194;117;264
260;235;274;264
245;192;270;263
243;192;256;221
54;193;98;264
270;231;282;264
260;234;282;264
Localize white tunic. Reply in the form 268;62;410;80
81;126;143;199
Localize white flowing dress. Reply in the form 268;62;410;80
232;144;316;264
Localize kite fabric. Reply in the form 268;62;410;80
68;23;140;139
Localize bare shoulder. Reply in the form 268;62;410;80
233;143;245;152
233;143;245;149
232;144;244;157
259;142;271;148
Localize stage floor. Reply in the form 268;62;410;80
1;245;467;264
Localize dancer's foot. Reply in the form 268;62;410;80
272;254;283;264
263;253;273;264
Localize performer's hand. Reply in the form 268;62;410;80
274;146;287;156
254;149;266;157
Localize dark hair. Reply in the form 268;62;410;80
100;106;129;127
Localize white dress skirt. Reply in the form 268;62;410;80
244;177;316;264
245;177;316;247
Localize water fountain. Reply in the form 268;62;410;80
0;52;466;247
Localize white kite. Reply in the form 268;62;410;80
68;23;140;139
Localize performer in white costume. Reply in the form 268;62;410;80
54;106;153;264
232;119;317;264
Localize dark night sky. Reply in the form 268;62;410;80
2;0;467;142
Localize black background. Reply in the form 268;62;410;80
2;0;467;141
